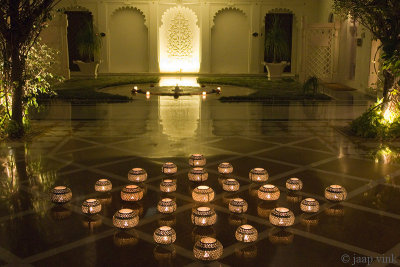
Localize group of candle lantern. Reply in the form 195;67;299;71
50;153;348;261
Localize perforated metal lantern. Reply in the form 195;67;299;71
286;177;303;191
191;206;217;226
81;199;101;215
325;185;347;202
257;184;280;201
157;198;177;214
153;226;176;244
269;207;295;227
162;162;177;174
249;168;269;182
121;185;144;201
188;168;208;182
235;224;258;242
300;198;320;213
229;198;248;214
128;168;147;182
51;186;72;204
193;237;223;261
113;209;139;229
192;186;214;202
94;179;112;192
160;179;177;193
222;178;240;192
189;154;206;167
218;162;233;174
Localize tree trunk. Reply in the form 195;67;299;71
10;49;25;137
382;69;399;112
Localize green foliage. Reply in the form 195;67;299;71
265;15;290;63
0;42;62;138
197;76;331;101
350;101;400;138
76;21;102;60
46;75;159;101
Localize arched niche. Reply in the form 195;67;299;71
159;6;200;73
211;8;250;73
263;8;298;73
109;6;148;73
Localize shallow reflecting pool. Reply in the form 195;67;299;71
1;93;400;266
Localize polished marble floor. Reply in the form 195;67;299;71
1;95;400;266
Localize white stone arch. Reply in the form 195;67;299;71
264;8;298;26
110;6;148;28
211;7;248;28
108;5;149;72
159;6;200;73
211;6;250;73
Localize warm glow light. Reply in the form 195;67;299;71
159;77;200;87
202;91;206;96
383;108;396;124
159;7;200;72
146;91;150;99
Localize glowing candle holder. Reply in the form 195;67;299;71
162;162;177;175
81;199;102;215
189;154;206;167
235;224;258;242
325;185;347;202
146;91;150;99
188;168;208;182
258;184;280;201
160;179;177;193
153;226;177;245
216;87;221;94
269;207;295;227
192;186;214;202
300;198;320;213
193;237;223;261
191;206;217;226
229;198;248;214
157;198;177;214
128;168;147;182
222;178;240;192
218;162;233;174
286;177;303;191
121;185;144;201
113;209;139;229
94;179;112;192
202;91;206;96
249;168;269;182
51;186;72;204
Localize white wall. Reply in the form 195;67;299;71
211;9;249;73
43;0;374;90
109;8;148;73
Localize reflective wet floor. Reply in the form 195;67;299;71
1;94;400;266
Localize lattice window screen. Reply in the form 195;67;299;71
305;27;335;81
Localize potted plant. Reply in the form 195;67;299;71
73;20;102;78
263;15;290;79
